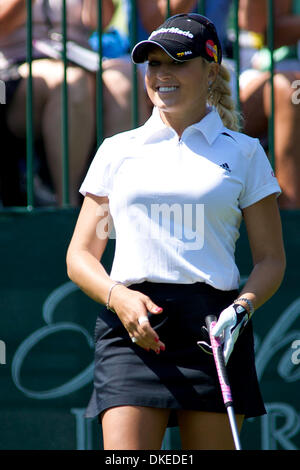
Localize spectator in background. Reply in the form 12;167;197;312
0;0;149;207
126;0;233;50
239;0;300;209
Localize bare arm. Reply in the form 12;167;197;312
239;0;300;48
137;0;197;34
273;0;300;48
66;194;114;304
66;193;165;353
81;0;115;31
0;0;33;37
236;194;286;314
238;0;267;34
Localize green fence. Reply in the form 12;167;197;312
9;0;276;210
1;0;299;451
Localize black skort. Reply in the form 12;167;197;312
85;281;266;427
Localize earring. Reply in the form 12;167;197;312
208;81;213;96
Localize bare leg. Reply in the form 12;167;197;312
41;66;95;206
263;72;300;209
240;70;300;209
102;58;151;137
7;60;95;207
6;61;49;138
177;410;244;450
101;405;171;450
240;71;269;139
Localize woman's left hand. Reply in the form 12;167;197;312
211;304;249;364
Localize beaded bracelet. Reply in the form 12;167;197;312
106;282;123;312
233;297;254;318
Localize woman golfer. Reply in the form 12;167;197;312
66;13;286;450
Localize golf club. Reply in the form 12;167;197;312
197;314;242;450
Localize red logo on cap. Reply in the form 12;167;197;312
206;40;218;62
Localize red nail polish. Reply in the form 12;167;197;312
154;338;159;343
160;345;165;351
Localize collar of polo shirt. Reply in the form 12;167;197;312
141;106;226;145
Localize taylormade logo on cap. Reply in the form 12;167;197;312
150;27;194;40
131;13;222;65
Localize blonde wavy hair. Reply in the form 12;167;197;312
205;60;242;132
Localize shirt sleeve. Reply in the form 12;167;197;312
239;139;282;209
79;139;113;197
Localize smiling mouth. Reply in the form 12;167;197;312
156;86;178;93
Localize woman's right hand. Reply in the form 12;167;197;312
109;284;166;354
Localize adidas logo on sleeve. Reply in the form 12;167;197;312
219;162;232;172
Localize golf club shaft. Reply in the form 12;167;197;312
205;315;242;450
227;406;242;450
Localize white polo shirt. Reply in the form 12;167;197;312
80;107;281;290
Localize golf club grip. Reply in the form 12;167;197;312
205;315;233;408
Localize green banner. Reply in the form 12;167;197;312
0;209;299;450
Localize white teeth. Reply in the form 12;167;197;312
157;86;177;92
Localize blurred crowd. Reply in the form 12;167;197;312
0;0;299;209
